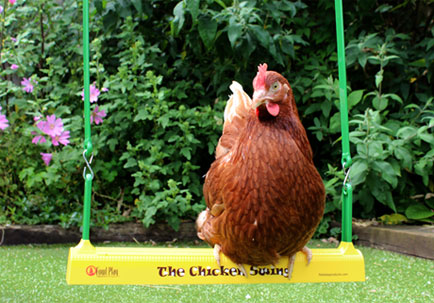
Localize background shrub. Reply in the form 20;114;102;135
1;0;432;233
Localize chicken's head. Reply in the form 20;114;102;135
252;63;292;119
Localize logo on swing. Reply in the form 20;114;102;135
86;265;97;276
86;265;119;277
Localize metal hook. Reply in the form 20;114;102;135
83;149;94;180
342;162;352;187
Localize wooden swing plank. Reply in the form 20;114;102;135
66;240;365;285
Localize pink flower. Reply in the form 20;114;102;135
91;106;107;125
81;84;100;103
43;114;63;137
32;135;47;144
51;130;70;146
9;0;16;5
101;87;109;92
40;153;52;166
11;37;17;43
36;120;47;133
0;114;9;130
21;77;37;93
11;64;18;70
0;6;3;14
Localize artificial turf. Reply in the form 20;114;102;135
0;240;432;303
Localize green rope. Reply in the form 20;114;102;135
81;0;92;241
335;0;353;243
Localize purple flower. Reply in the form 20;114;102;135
0;114;9;130
51;131;70;146
21;77;37;93
81;84;100;103
0;6;3;14
11;37;17;43
11;64;19;70
40;153;52;166
32;135;47;144
101;87;109;92
43;114;63;137
91;106;107;125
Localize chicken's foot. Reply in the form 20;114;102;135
287;246;312;279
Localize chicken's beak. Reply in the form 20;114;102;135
253;89;268;108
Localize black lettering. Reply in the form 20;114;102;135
220;266;229;276
190;266;197;276
178;268;185;277
158;267;168;277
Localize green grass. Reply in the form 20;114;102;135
1;240;433;303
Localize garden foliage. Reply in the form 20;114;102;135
0;0;433;232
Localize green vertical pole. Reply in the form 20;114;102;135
335;0;353;243
82;0;93;241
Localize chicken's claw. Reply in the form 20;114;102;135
213;244;222;267
301;246;312;265
287;246;313;280
237;263;248;277
287;255;296;280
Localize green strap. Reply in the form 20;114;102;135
334;0;353;242
81;0;92;240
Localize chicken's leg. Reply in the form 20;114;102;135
213;244;221;266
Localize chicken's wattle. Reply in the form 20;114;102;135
266;103;280;116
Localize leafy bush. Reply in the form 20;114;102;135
1;0;432;232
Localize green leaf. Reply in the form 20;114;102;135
134;107;152;121
185;0;199;23
372;160;398;188
158;115;170;128
131;0;142;13
397;126;418;140
378;213;408;225
394;146;412;169
384;93;403;104
198;14;217;49
171;1;185;36
320;101;332;118
180;147;191;160
375;70;383;88
405;204;434;220
375;4;393;13
418;133;434;145
347;90;364;109
329;112;341;134
249;24;270;49
373;95;388;111
371;182;396;212
227;23;243;48
350;160;368;187
124;158;137;169
408;58;426;67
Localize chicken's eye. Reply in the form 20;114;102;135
270;81;280;91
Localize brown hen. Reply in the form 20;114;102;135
196;64;325;278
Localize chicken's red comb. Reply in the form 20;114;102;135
253;63;268;90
